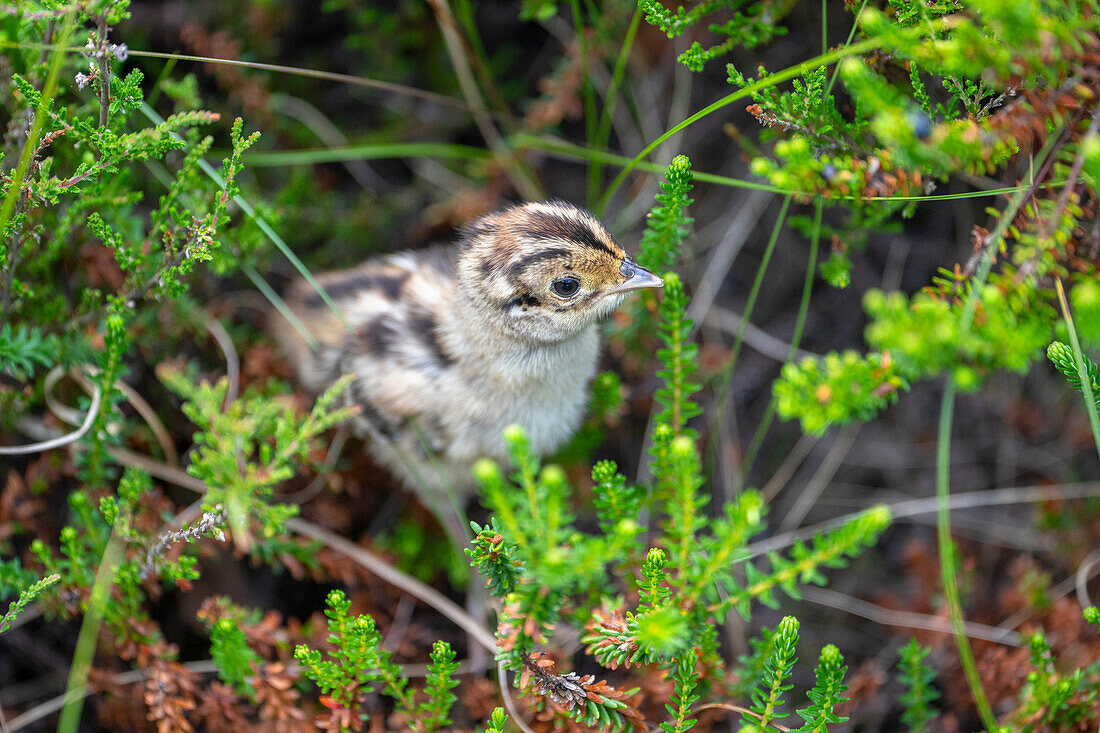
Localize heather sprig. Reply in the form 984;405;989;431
637;155;694;274
795;644;850;732
641;0;796;71
0;323;61;380
1007;631;1098;731
0;572;60;634
659;649;699;733
209;615;263;698
419;641;461;732
655;274;701;437
160;369;356;550
294;589;421;732
1048;341;1100;410
897;639;940;733
743;615;799;730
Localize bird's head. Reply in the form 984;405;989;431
457;201;663;343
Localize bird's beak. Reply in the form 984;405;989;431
608;259;663;295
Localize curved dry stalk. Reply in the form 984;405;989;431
285;516;496;652
424;0;543;202
751;481;1100;559
105;446;499;652
276;426;348;504
0;369;101;456
1076;548;1100;611
498;661;537;733
703;306;818;363
41;365;178;465
778;424;860;532
202;313;239;407
5;661;219;733
692;702;791;732
268;93;383;191
801;586;1022;646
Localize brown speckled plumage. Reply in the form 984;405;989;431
273;201;662;502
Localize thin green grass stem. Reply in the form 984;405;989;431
244;142;491;166
596;36;884;213
515;134;1055;202
825;0;870;100
934;128;1064;733
741;199;823;483
140;104;350;334
787;201;822;367
590;6;642;210
451;0;511;115
1054;279;1100;461
566;0;598;206
742;400;777;487
0;41;469;110
57;516;127;733
708;194;792;467
145;55;178;109
242;265;318;350
0;9;78;240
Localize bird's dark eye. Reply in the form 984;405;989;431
551;276;580;298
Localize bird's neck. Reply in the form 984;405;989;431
443;297;600;388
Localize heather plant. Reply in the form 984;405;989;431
2;0;1100;731
461;163;891;730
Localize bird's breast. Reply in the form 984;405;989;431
443;326;600;460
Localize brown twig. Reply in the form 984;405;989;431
693;702;791;731
425;0;543;201
138;509;227;582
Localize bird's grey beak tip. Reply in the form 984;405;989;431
610;259;664;294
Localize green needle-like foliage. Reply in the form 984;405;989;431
718;506;891;621
775;350;907;435
0;323;61;381
660;648;700;733
1048;341;1100;409
1;467;198;651
161;370;356;549
665;436;708;582
897;639;940;733
744;615;799;731
209;616;262;698
795;644;850;732
639;548;673;610
1007;631;1099;732
655;273;701;437
0;572;60;634
777;275;1056;432
641;0;795;70
1085;607;1100;633
591;459;644;543
479;708;509;733
466;518;523;596
638;155;695;274
420;641;461;732
295;589;456;732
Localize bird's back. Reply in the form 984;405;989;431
273;245;462;449
276;246;457;389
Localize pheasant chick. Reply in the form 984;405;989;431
274;201;662;500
